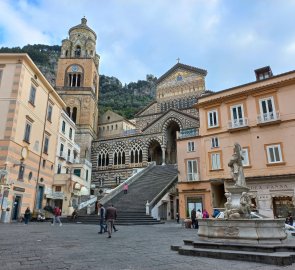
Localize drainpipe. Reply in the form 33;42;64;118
33;90;52;210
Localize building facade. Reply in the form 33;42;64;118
177;66;295;219
0;53;65;222
91;63;208;192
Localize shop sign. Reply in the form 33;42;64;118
249;184;290;191
46;192;64;199
13;186;25;192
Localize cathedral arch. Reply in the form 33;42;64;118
75;45;81;57
97;147;110;169
65;64;84;88
112;142;126;167
146;138;162;165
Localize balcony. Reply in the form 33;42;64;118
186;173;200;181
59;151;66;160
228;118;249;131
53;173;85;186
257;111;280;126
66;156;73;163
178;128;199;139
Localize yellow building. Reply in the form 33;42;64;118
177;66;295;219
0;53;66;222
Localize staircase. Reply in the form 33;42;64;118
63;165;178;225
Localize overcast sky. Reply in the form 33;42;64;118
0;0;295;91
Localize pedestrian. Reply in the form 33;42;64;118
286;213;294;226
176;212;180;223
52;206;62;226
196;209;202;229
123;183;128;194
191;208;196;229
202;209;209;219
71;209;78;221
98;203;107;234
105;204;117;238
24;207;31;225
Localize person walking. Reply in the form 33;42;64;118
123;183;128;194
98;203;107;234
52;206;62;226
105;204;117;238
191;208;196;229
24;207;31;225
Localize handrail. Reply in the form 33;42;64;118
148;175;178;214
78;196;97;210
99;163;156;206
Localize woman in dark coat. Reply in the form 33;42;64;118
24;207;31;225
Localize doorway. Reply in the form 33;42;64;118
165;121;180;164
36;185;44;209
12;195;22;221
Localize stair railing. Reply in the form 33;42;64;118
78;195;97;210
146;175;178;217
99;163;156;206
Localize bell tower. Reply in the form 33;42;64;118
55;17;99;160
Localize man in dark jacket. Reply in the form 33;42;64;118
191;208;196;229
98;204;107;234
105;204;117;238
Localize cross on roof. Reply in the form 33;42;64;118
176;57;180;63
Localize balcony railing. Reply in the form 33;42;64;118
178;128;199;139
228;118;248;129
186;173;200;181
59;152;66;159
257;111;280;124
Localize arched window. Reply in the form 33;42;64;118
68;73;81;87
75;46;81;57
65;50;68;57
113;146;125;165
97;150;109;168
130;143;143;164
72;107;77;123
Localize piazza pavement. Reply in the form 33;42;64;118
0;221;294;270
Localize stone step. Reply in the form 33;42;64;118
174;246;295;266
183;240;295;253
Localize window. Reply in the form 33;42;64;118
68;73;81;87
55;186;61;192
47;104;53;122
242;148;250;166
211;152;221;170
69;128;72;140
23;122;32;143
86;170;89;181
60;143;64;157
43;136;49;154
211;137;219;148
62;121;66;133
29;86;36;105
73;169;81;177
230;104;246;128
57;164;61;174
42;159;46;168
208;109;218;128
259;97;277;122
18;163;25;181
67;149;71;161
187;141;195;152
0;70;3;86
187;160;198;181
266;144;283;164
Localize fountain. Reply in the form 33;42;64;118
198;143;287;244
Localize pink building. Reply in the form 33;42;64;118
177;66;295;219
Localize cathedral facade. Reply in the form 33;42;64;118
91;63;208;190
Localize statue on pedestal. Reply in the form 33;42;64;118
228;143;246;187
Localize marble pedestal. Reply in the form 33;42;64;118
226;185;249;209
198;218;287;244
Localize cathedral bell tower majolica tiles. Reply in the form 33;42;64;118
55;17;99;160
91;62;208;192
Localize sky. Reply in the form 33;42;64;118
0;0;295;92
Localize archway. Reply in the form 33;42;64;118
147;140;162;165
165;120;180;164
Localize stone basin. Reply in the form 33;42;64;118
198;218;287;244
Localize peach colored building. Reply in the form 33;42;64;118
0;53;66;222
177;66;295;219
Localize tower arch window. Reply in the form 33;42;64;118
65;50;68;57
66;107;71;117
72;107;77;123
75;46;81;57
68;73;81;87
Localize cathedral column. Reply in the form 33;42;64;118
161;147;166;165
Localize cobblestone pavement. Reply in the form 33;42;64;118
0;221;294;270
